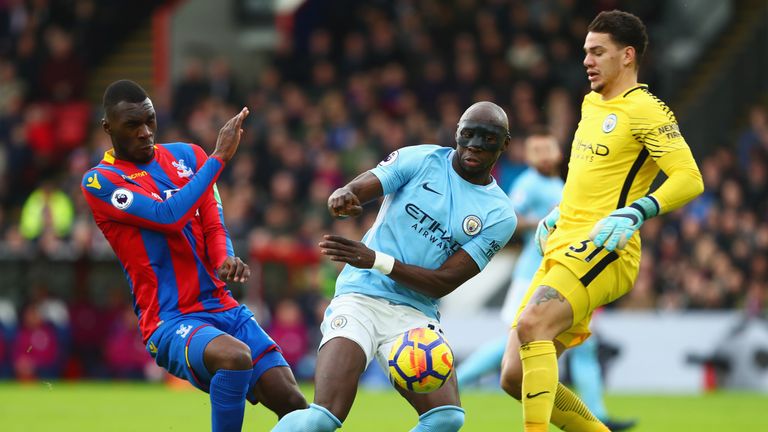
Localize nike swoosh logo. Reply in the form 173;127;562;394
526;391;550;399
564;252;581;260
422;182;442;195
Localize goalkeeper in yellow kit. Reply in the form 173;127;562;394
499;10;704;432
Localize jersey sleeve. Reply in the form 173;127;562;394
649;147;704;213
631;97;690;160
369;145;436;195
631;96;704;213
199;183;234;269
461;212;517;271
81;156;225;233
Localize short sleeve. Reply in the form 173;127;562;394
461;213;517;270
369;145;438;195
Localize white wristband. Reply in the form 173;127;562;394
372;251;395;275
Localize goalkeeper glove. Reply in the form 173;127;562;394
535;206;559;256
589;196;660;252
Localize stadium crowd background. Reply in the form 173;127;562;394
0;0;765;382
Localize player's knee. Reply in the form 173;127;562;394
208;339;252;372
418;406;465;432
515;313;538;344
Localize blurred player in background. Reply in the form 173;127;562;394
499;10;704;431
501;131;565;346
458;130;636;430
457;130;563;390
272;101;518;432
81;80;306;432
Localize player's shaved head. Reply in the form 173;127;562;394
455;101;511;153
459;101;509;131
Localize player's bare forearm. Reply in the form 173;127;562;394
328;171;383;219
319;234;479;298
387;252;480;298
345;171;384;204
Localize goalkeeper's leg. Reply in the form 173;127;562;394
501;327;609;432
501;270;612;432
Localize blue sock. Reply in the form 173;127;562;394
271;403;342;432
456;335;506;389
569;338;608;420
210;369;253;432
410;406;465;432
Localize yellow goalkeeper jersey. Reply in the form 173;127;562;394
549;84;701;257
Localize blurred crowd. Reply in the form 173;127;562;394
628;109;768;314
0;0;766;380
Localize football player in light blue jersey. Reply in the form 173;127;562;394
272;102;517;432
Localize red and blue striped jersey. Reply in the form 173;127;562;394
81;143;239;342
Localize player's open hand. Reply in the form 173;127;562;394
327;187;363;219
212;107;249;163
217;256;251;283
319;235;375;268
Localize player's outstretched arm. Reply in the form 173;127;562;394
319;234;479;298
83;159;225;233
82;108;251;233
327;171;383;219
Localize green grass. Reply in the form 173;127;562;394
0;381;765;431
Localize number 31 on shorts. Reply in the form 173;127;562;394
564;239;604;263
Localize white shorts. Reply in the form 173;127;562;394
320;293;446;373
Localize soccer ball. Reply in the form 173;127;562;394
388;327;454;393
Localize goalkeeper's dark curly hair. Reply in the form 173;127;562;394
588;10;648;69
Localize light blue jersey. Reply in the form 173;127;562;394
508;167;564;280
335;145;518;319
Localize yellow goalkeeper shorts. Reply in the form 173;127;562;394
513;235;640;348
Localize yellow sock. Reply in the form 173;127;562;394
551;383;610;432
520;340;558;432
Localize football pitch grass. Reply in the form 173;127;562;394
0;381;765;431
